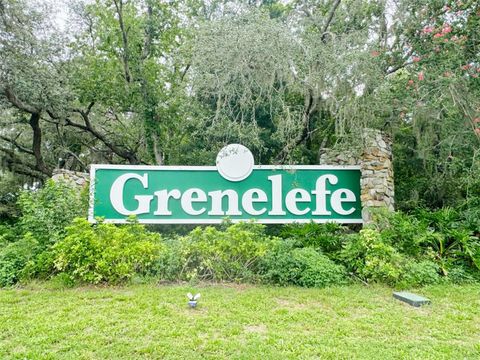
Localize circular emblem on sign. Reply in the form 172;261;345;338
216;144;254;182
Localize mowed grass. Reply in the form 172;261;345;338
1;283;479;359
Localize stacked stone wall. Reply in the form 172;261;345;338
319;129;394;222
52;169;89;187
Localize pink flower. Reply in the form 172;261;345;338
418;72;425;81
461;64;471;70
473;118;480;124
422;26;434;34
475;128;480;136
413;56;421;62
408;79;414;85
371;50;380;57
442;25;452;34
433;33;444;38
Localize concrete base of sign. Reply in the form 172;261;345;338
393;291;431;307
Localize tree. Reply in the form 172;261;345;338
189;1;387;163
0;0;192;184
69;0;191;165
364;0;480;208
0;0;143;179
0;0;68;179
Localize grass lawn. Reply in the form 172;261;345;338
1;283;479;359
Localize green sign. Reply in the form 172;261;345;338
89;165;362;224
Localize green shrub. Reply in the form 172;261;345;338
340;229;404;285
461;206;480;235
0;173;21;221
18;180;87;247
398;260;441;288
150;237;184;281
259;239;300;285
294;248;348;287
21;249;57;280
416;207;480;274
0;223;18;244
369;208;480;277
48;272;76;289
163;222;275;282
53;218;163;284
445;265;479;284
280;222;349;255
0;233;39;287
261;241;348;287
0;180;90;284
371;209;427;256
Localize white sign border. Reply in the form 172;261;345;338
88;164;363;224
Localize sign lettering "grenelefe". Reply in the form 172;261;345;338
109;173;357;217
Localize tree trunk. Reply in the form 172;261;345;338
29;112;51;176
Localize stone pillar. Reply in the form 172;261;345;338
360;129;394;222
319;129;394;223
52;169;89;187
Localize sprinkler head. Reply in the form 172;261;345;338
187;293;201;308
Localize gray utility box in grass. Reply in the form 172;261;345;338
393;291;431;307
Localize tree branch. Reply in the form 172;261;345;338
0;146;48;179
86;101;95;115
141;3;153;61
384;46;415;75
46;103;141;164
321;0;341;42
63;150;87;171
65;111;140;164
180;64;191;82
275;89;319;163
0;134;34;156
386;60;415;75
113;0;131;82
4;87;40;114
